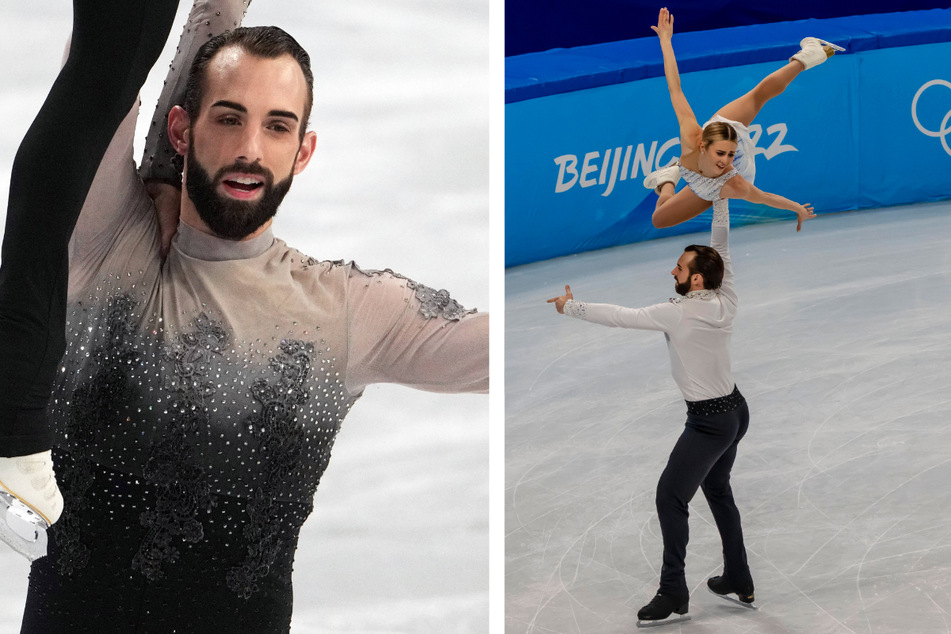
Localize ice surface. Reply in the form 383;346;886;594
506;203;951;633
0;1;488;632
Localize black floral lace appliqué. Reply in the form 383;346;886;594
227;339;314;599
131;312;227;581
347;261;477;321
56;294;140;577
406;282;471;320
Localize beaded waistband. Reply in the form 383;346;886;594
685;385;743;416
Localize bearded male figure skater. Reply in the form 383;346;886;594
0;1;488;631
548;201;757;627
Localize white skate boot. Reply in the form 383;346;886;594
643;164;681;194
790;37;845;70
0;450;63;561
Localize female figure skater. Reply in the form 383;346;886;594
0;0;179;561
644;7;840;230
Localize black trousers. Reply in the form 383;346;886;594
0;0;178;456
655;386;753;600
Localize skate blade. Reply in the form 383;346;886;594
636;615;690;628
708;587;757;610
817;39;845;52
0;491;49;561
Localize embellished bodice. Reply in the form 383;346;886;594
678;160;738;202
39;214;485;616
56;230;359;505
58;220;481;498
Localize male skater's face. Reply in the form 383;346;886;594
182;47;316;239
185;139;294;240
672;251;696;296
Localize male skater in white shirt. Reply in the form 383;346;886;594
548;202;756;627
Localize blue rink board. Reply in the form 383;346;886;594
505;11;951;267
505;0;951;57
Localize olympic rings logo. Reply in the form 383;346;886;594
912;79;951;156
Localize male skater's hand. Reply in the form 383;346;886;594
547;285;573;314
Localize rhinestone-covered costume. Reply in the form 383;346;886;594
562;205;753;604
19;2;488;631
677;114;756;203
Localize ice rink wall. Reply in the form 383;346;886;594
505;10;951;267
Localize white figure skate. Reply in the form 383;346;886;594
643;164;681;194
791;37;845;70
0;450;63;561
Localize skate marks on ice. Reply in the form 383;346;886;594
707;592;756;611
635;615;690;628
506;202;951;633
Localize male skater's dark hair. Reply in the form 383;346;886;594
183;26;314;140
683;245;724;290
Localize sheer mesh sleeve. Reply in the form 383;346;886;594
711;199;736;309
139;0;252;183
344;264;489;395
564;298;682;332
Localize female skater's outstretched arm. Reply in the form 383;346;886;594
651;8;703;166
720;176;815;232
647;7;824;231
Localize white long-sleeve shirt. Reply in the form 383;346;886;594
564;202;736;402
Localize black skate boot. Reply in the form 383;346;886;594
635;592;690;628
707;575;756;609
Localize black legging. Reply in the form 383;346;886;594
0;0;179;456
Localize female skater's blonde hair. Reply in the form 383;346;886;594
700;121;738;150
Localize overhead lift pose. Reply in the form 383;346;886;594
549;200;754;627
546;10;845;626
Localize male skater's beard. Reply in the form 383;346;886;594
185;146;293;240
674;278;692;296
